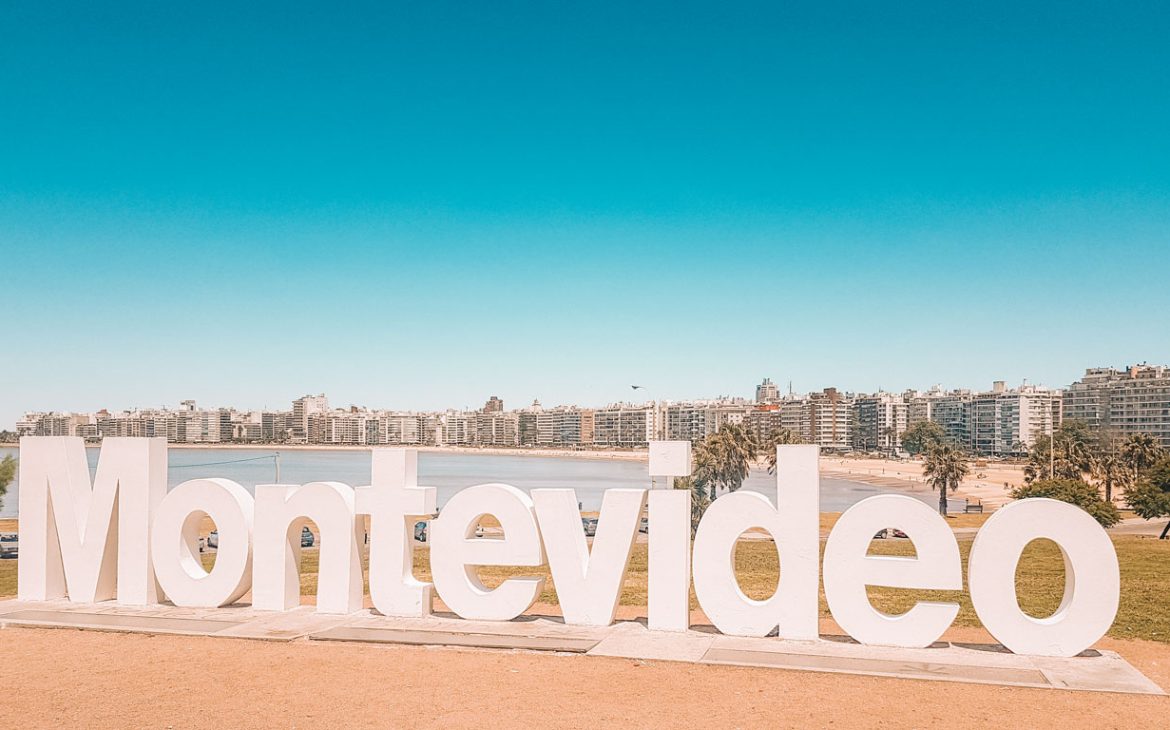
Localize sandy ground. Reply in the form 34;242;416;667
821;456;1026;508
1;606;1166;729
163;442;652;461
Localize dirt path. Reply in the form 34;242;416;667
1;609;1165;729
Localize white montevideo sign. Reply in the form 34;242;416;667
16;437;1120;658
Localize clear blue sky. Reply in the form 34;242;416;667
2;1;1168;426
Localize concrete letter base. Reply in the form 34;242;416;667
0;599;1161;696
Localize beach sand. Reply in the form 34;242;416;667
820;456;1026;509
162;442;651;462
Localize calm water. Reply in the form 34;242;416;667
0;446;954;518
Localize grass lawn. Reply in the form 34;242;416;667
5;530;1167;644
296;532;1170;643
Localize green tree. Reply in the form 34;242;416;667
922;443;969;516
673;475;710;535
1024;420;1096;483
1121;433;1163;482
0;455;14;511
0;430;17;444
1090;452;1128;504
1010;478;1121;528
764;428;803;474
901;421;945;456
694;424;758;501
1126;456;1170;539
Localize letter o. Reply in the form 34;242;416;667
968;498;1119;657
151;478;255;608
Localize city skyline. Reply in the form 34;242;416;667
13;370;1079;420
5;361;1161;435
15;363;1170;455
5;361;1153;422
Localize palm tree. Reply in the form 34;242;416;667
673;475;711;534
923;444;969;516
1024;422;1095;483
765;428;802;474
1091;452;1127;503
690;424;760;502
1122;433;1163;482
0;455;15;511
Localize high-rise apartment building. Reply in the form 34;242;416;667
852;392;908;454
805;388;852;451
968;385;1059;456
755;378;780;404
664;403;713;442
592;404;654;447
579;409;595;445
291;394;330;443
438;411;476;446
536;407;583;446
476;411;519;446
518;407;539;446
1063;365;1170;448
908;388;973;446
483;396;504;413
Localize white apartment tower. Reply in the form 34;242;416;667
1063;365;1170;448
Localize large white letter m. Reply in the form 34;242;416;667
18;437;167;605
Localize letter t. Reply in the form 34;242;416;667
355;449;437;617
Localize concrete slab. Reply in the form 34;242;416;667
1032;653;1168;695
341;610;612;640
702;645;1052;687
311;626;599;653
0;599;1162;695
705;635;1166;695
215;606;357;641
0;609;242;636
589;622;716;662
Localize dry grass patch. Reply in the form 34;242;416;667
0;559;14;596
5;527;1167;645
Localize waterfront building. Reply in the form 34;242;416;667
852;392;908;454
535;406;583;446
805;388;853;451
234;412;264;443
1063;364;1170;448
476;410;519;446
26;412;76;437
579;408;595;445
745;406;784;444
309;411;369;444
906;383;1058;456
261;411;292;442
291;394;330;443
779;397;805;437
175;407;222;443
663;403;713;442
518;406;539;447
592;404;654;447
439;411;476;446
381;413;425;444
907;388;973;447
968;383;1059;456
